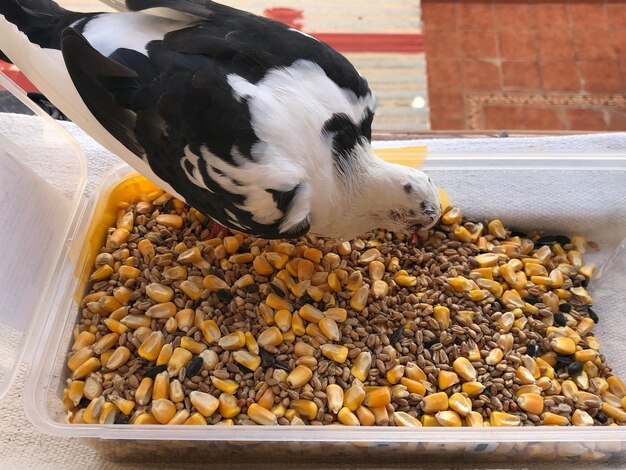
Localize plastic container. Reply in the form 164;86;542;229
3;70;626;464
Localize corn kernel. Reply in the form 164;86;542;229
490;411;521;426
466;411;484;427
248;403;278;425
422;392;449;413
550;337;576;355
433;306;451;329
350;351;372;382
233;350;261;371
462;382;485;398
438;370;460;390
335;385;363;412
448;393;472;416
180;336;207;355
350;286;369;311
210;377;238;395
517;393;544;415
167;347;193;377
542;412;569;426
218;331;246;350
320;344;349;363
146;302;177;319
405;362;427;382
363;386;390;408
189;391;219;417
436;410;462;427
287;365;313;388
386;365;405;385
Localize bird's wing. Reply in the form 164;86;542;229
61;7;360;238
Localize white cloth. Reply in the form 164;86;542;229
2;117;626;469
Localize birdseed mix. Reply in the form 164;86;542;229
63;189;626;427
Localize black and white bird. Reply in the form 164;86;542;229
0;0;441;240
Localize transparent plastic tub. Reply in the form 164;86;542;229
2;71;626;464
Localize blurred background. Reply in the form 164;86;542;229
2;0;626;133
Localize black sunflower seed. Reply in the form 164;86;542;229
568;361;584;376
559;303;572;313
260;348;275;368
162;198;174;213
555;235;571;245
595;411;608;424
185;357;203;378
79;397;91;409
556;355;573;366
270;283;286;298
243;283;260;294
238;363;254;375
510;230;528;238
526;343;540;357
145;364;168;379
216;289;233;301
299;293;314;305
274;360;292;372
389;325;405;344
535;235;557;246
581;278;589;288
588;308;599;323
524;296;541;305
424;338;440;349
554;312;567;327
115;414;129;424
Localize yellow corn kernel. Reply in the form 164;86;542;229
105;346;131;371
371;280;389;299
233;350;261;371
422;392;449;413
448;276;469;292
72;357;101;380
475;253;499;268
166;409;190;425
571;287;593;305
257;388;275;410
320;344;349;363
252;255;274;276
453;226;473;242
386;365;405;385
438;370;460;390
218;330;246;350
462;382;485;398
350;351;372;382
167;347;193;377
189;391;219;417
485;348;504;366
120;314;151;330
570;409;593;427
67;347;94;372
145;302;176;320
150;398;176;424
515;366;536;385
255;327;281;349
271;309;291;333
248;403;278;425
182;412;207;425
466;411;484;427
355;406;375;426
211;377;239;395
433;306;451;329
420;414;440;427
82;396;106;424
577;318;595;337
202;274;230;292
328;273;341;292
319;317;341;342
608;376;626;398
291;399;318;420
137;331;165;362
388;411;420;427
343;384;366;411
368;261;385;281
541;412;569;426
448;393;472;416
496;312;514;333
180;336;207;355
305;323;322;337
264;293;292;312
363;386;390;408
469;289;488;301
108;395;134;416
289;313;304;336
229;253;254;264
350;286;369;312
487;219;506;238
198;320;221;344
436;410;462;427
287;365;313;388
603;391;623;408
334;407;359;426
145;283;174;303
602;403;626;421
395;275;417;287
135;377;154;406
218;393;241;419
517;393;544;415
323;308;346;324
326;384;344;414
94;331;121;356
90;264;114;281
502;290;525;310
490;411;521;426
98;296;123;314
405;362;427;382
472;268;494;280
165;379;183;404
306;285;325;302
550;337;576;355
296;259;314;282
68;380;85;407
117;265;141;281
396;379;424;398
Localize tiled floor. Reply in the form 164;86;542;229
422;0;626;131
